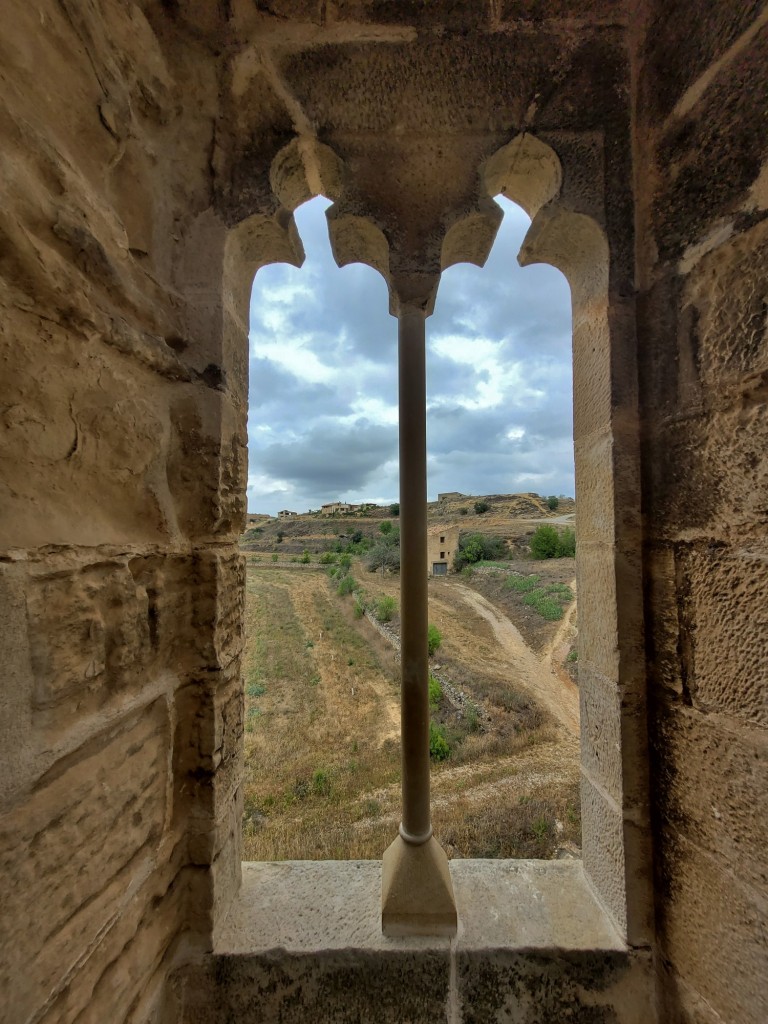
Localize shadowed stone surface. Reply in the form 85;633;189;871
173;860;652;1023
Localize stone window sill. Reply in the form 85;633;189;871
219;859;624;954
177;860;653;1023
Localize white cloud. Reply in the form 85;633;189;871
256;339;336;384
246;194;574;515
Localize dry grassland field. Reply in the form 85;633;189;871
241;501;581;863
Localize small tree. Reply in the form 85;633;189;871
474;500;490;514
546;495;559;511
388;502;400;516
366;542;400;574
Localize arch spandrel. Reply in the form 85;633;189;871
269;138;346;212
482;133;564;220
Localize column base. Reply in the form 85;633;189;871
381;834;458;937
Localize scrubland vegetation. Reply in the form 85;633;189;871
241;557;579;861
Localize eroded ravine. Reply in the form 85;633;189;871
449;581;580;737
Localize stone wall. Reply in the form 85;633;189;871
0;4;244;1022
632;3;768;1021
2;2;767;1023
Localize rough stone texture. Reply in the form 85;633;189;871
2;2;766;1023
633;2;768;1022
0;3;243;1022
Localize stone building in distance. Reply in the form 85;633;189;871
320;501;360;515
427;525;460;576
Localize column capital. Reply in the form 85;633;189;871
388;273;441;318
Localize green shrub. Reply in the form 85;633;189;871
454;532;507;570
546;495;559;511
339;553;353;569
388;502;400;516
353;594;367;619
428;674;442;709
464;700;481;733
379;520;393;535
474;500;490;514
427;623;442;656
337;574;359;596
311;769;331;797
530;524;576;559
557;527;576;557
531;815;550;840
300;550;311;563
504;573;541;592
319;551;337;564
530;525;561;559
271;553;279;562
522;588;564;621
374;595;396;622
429;721;451;761
458;507;468;515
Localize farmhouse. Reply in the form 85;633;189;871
320;501;360;515
427;525;460;576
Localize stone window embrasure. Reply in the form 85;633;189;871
218;132;653;948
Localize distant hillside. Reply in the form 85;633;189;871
241;492;575;554
429;492;576;519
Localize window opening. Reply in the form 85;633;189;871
241;193;578;864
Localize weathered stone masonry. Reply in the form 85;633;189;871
1;2;766;1023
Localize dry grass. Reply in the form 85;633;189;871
242;561;580;861
436;779;581;860
242;567;402;860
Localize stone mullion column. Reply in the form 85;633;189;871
397;305;432;844
381;298;457;937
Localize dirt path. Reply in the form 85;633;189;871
451;582;580;736
540;578;577;665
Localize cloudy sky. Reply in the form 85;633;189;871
247;195;574;516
